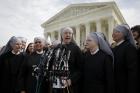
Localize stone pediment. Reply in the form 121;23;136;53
47;5;106;24
41;2;122;28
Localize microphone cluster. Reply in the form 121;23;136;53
32;46;71;86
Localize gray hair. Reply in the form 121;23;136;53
18;37;27;43
34;37;45;45
60;27;76;44
60;27;73;35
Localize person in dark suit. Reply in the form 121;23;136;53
131;25;140;60
131;25;140;93
131;25;140;47
112;24;138;93
82;32;114;93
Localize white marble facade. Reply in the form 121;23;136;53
41;2;126;47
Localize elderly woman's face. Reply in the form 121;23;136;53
34;40;44;51
112;30;124;42
62;30;73;44
12;41;22;53
85;35;98;50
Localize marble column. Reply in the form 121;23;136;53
96;20;102;32
45;32;48;39
46;32;51;39
75;25;80;46
58;30;61;41
108;17;114;44
51;31;55;41
46;32;52;45
85;22;90;37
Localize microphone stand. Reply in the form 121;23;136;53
56;48;72;93
32;48;54;93
65;51;73;93
49;48;62;93
32;44;73;93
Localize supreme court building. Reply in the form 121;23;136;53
41;1;126;47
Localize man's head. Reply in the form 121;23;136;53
131;25;140;41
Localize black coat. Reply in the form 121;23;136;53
0;51;24;93
137;48;140;92
18;52;48;93
54;42;82;93
137;48;140;62
112;41;138;93
82;50;114;93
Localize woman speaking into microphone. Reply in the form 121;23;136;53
50;27;82;93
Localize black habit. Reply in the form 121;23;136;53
0;51;24;93
18;52;48;93
52;42;82;93
82;50;114;93
137;47;140;93
112;41;137;93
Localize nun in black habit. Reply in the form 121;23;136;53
18;37;48;93
82;32;114;93
112;24;138;93
0;36;24;93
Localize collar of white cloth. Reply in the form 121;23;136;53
90;48;99;55
20;49;25;53
12;50;20;55
36;50;44;54
116;40;125;46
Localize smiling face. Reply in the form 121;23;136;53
11;40;22;53
61;28;73;44
28;43;34;53
34;40;44;52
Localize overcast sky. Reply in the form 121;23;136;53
0;0;140;46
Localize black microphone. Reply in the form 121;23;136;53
55;48;60;60
46;49;54;70
66;50;71;71
67;50;71;62
32;65;42;77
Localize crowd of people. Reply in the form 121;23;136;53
0;24;140;93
